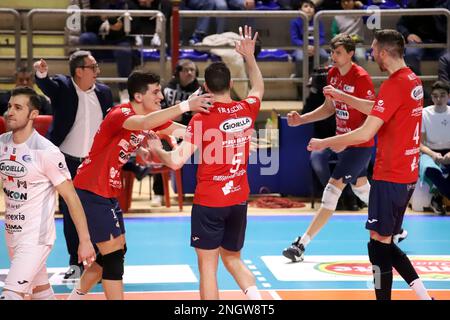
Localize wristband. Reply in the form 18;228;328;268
179;100;190;113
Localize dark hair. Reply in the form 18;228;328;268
10;86;41;112
69;50;91;77
204;62;231;94
15;65;31;76
300;0;315;9
127;70;160;101
373;29;405;58
330;33;356;53
431;80;450;94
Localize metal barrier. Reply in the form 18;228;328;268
178;10;310;100
0;8;21;70
25;9;166;81
313;8;450;73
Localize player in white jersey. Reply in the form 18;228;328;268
0;87;96;300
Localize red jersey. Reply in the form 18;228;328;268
370;67;423;184
185;96;260;207
74;103;172;198
327;63;376;147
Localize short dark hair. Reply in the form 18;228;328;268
15;65;31;76
330;33;356;53
127;70;160;101
10;86;41;112
300;0;315;9
374;29;405;58
431;80;450;94
69;50;91;77
204;62;231;94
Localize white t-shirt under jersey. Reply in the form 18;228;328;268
0;130;71;247
421;105;450;150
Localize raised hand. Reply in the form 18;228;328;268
323;85;345;102
33;58;48;74
235;25;258;59
287;111;303;127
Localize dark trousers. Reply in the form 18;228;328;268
60;154;83;266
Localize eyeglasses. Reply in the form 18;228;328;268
80;63;100;71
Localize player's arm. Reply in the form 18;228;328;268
158;122;186;139
55;180;96;267
148;133;197;170
323;85;374;115
308;115;383;152
235;25;264;101
286;98;334;127
123;94;213;131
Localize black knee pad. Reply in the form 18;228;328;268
368;239;393;272
391;244;419;285
102;249;125;280
123;244;127;255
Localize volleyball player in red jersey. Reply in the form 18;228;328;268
309;29;431;300
148;26;264;300
68;71;213;300
283;34;378;263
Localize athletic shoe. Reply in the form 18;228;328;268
393;228;408;244
150;194;163;207
430;195;447;215
63;265;84;280
282;236;305;262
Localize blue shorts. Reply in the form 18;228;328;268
366;180;415;236
76;189;126;244
331;147;373;184
191;203;248;251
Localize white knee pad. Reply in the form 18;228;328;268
320;183;343;211
0;290;23;300
352;182;371;205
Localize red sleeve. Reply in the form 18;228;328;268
370;80;402;123
356;74;376;101
184;114;203;147
153;120;173;132
244;96;261;118
103;106;132;135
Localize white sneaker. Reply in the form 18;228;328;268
393;229;408;244
150;195;163;207
119;89;129;104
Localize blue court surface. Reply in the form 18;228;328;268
1;214;450;299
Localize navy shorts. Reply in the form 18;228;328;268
331;147;373;184
76;189;126;244
366;180;415;236
191;202;248;251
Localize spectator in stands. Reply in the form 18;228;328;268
34;51;113;280
419;80;450;215
290;0;329;86
214;0;255;35
181;0;215;45
68;0;91;47
79;0;138;103
397;0;449;76
438;52;450;84
0;66;52;116
331;0;366;63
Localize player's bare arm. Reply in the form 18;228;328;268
123;93;213;131
235;25;264;100
420;132;444;163
147;132;197;170
55;180;96;267
308;115;384;152
323;85;374;115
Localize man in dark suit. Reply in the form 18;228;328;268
34;50;113;279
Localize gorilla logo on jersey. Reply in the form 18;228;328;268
0;160;27;178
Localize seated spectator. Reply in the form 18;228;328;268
290;0;329;84
80;0;138;103
419;81;450;215
181;0;215;45
0;66;52;116
438;51;450;84
331;0;366;63
397;0;449;75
